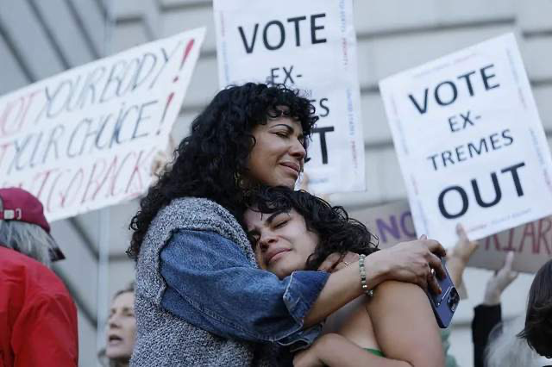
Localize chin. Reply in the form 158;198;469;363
274;177;297;189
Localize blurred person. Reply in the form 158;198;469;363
0;187;78;366
105;283;136;367
518;259;552;362
244;186;445;366
472;251;519;366
485;314;545;367
128;83;447;366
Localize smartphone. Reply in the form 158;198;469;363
427;259;459;328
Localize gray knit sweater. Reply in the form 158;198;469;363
130;197;281;367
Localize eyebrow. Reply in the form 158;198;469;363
270;123;305;140
247;211;283;235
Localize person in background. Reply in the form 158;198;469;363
471;251;519;366
105;283;136;367
518;259;552;364
0;187;78;367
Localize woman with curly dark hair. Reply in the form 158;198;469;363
128;83;447;366
244;186;445;366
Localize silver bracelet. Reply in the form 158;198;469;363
359;254;374;297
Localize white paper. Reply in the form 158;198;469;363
379;33;552;247
0;28;205;221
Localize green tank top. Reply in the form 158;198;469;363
364;348;384;357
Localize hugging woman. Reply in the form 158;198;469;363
128;83;446;366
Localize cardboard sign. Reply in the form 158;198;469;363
213;0;365;194
350;199;552;273
379;33;552;247
0;28;205;221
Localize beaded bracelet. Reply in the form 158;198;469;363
359;254;374;297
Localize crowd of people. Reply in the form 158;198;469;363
0;83;551;366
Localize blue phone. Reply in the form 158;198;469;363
427;259;459;328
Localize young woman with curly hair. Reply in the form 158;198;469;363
244;186;445;366
127;83;447;366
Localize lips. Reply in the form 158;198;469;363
108;333;124;345
265;248;290;264
280;162;301;176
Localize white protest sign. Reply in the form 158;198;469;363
0;28;205;222
350;199;552;273
213;0;365;194
379;33;552;247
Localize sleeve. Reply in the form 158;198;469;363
472;303;502;367
160;229;329;347
12;292;79;367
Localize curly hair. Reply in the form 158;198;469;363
518;259;552;359
244;186;379;270
127;83;318;260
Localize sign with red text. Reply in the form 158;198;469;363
213;0;365;194
379;33;552;247
0;28;205;221
350;200;552;273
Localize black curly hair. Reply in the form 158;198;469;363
127;83;318;260
244;186;379;271
518;259;552;358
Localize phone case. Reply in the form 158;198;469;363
427;260;459;328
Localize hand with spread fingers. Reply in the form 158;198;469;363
446;224;479;287
483;251;518;306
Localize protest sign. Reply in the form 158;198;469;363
0;28;205;222
213;0;365;194
350;199;552;273
379;33;552;247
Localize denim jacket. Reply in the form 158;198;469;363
131;196;328;366
160;229;328;348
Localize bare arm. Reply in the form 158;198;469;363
304;239;447;327
367;281;445;366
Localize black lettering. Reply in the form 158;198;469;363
319;98;330;117
502;129;514;146
408;89;429;115
263;21;285;50
438;186;469;219
481;64;500;90
313;126;334;164
434;81;458;106
457;70;476;96
472;173;502;208
310;13;327;44
287;16;307;46
501;162;525;196
238;24;259;54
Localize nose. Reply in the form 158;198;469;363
108;313;121;328
259;233;277;252
289;139;306;161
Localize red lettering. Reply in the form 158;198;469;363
0;90;41;137
81;159;107;204
484;234;501;251
519;223;537;254
535;218;552;255
125;148;155;196
61;168;84;208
